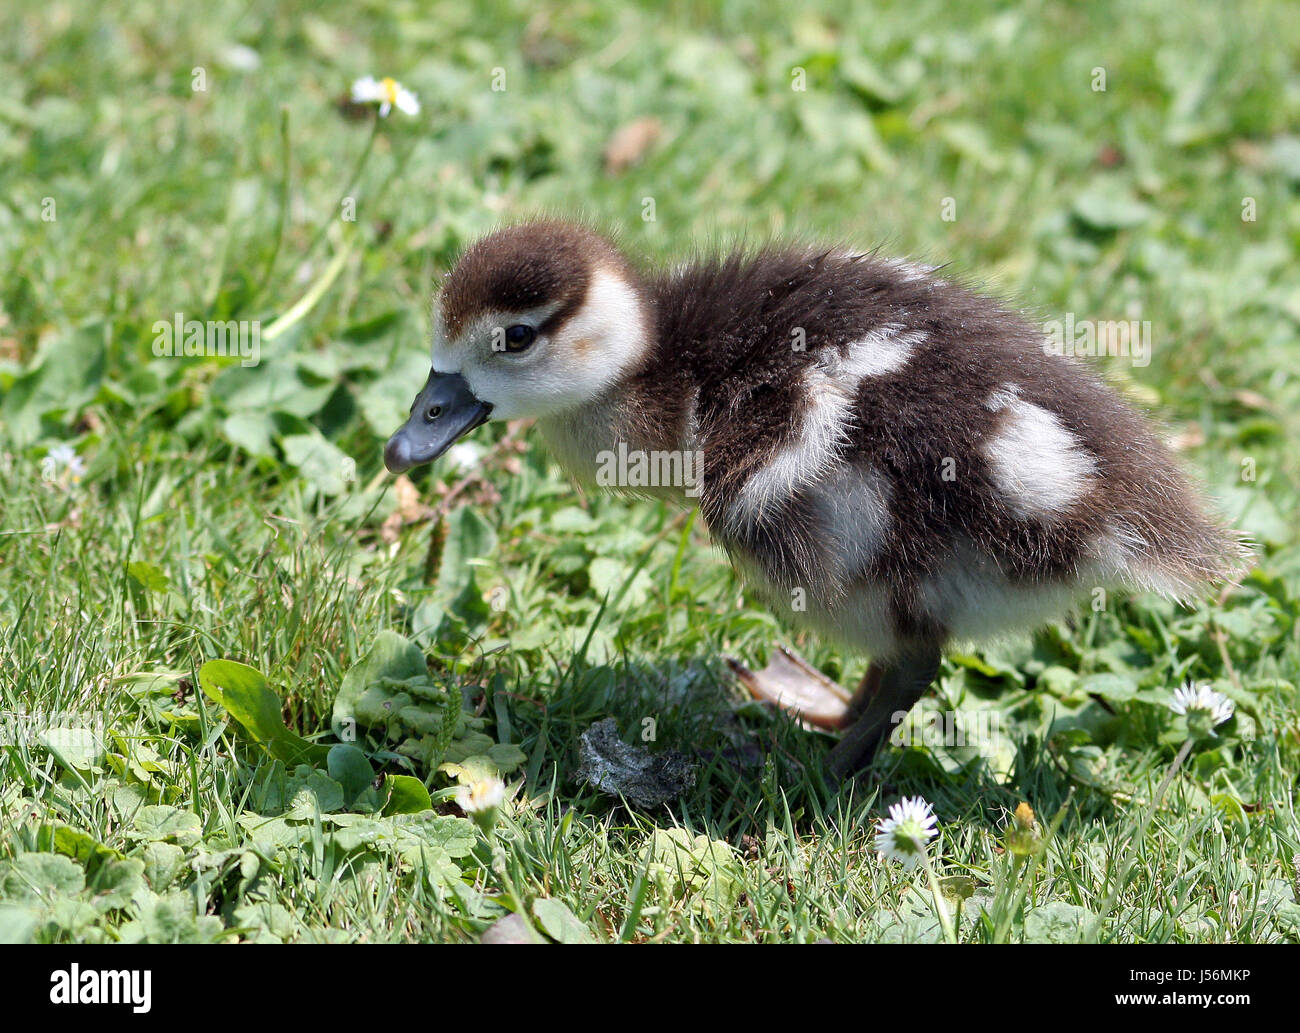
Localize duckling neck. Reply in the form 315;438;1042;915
536;359;700;504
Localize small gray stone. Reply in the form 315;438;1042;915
572;718;696;808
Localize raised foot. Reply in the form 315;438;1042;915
726;646;853;731
727;643;944;782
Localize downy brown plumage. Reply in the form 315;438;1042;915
384;219;1249;778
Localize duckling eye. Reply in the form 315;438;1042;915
502;324;536;353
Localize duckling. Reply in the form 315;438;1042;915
384;220;1248;779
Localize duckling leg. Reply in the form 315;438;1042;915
826;643;942;780
727;646;854;729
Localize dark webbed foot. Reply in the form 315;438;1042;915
825;643;942;781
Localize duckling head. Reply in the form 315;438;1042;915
384;221;650;473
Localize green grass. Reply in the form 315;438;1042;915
1;0;1298;943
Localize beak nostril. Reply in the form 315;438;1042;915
386;370;490;474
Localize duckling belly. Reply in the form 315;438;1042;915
729;550;903;659
915;545;1087;646
734;541;1088;660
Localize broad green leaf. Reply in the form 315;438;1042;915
221;410;277;458
0;906;39;945
284;774;346;818
280;431;353;496
484;743;527;774
127;560;170;593
199;659;328;765
389;813;477;858
532;898;596;944
937;120;1004;171
38;727;105;772
331;630;427;739
436;507;497;603
1;852;86;902
0;323;105;445
327;744;375;807
232;901;299;942
589;557;654;608
211;360;333;416
354;350;432;438
1023;902;1096;943
646;828;743;919
382;775;432;816
130;805;203;847
1079;673;1139;702
839;53;905;104
1210;793;1247;824
236;814;309;853
36;825;123;873
1072;184;1152;230
119;891;225;944
140;842;186;891
939;875;977;904
88;859;146;912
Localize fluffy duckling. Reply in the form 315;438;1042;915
384;220;1247;779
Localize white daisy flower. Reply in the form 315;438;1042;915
455;775;506;817
350;76;420;118
874;795;938;869
1169;682;1234;733
42;444;85;485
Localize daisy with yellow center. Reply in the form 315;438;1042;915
455;775;506;834
874;795;938;869
1169;681;1235;738
42;443;86;488
455;776;505;815
350;75;420;118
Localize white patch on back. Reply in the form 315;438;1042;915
828;324;926;379
981;387;1097;519
729;368;852;526
879;257;938;283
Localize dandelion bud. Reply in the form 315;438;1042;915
1006;801;1042;856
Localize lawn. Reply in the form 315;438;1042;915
1;0;1298;943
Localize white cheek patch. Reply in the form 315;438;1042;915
731;369;853;526
981;387;1097;519
460;269;649;420
550;268;647;381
